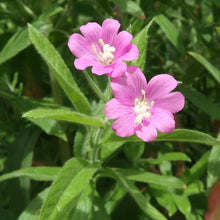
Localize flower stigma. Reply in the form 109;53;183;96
133;90;154;126
91;39;115;65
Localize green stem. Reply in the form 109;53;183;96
90;128;101;163
83;70;108;103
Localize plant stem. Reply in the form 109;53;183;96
83;70;108;103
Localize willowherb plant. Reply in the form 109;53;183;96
1;4;220;218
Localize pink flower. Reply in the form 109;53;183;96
68;19;139;77
104;66;185;142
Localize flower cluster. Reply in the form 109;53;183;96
68;19;185;142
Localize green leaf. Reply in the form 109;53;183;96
71;185;93;220
216;27;220;36
184;180;204;196
131;18;155;71
72;183;110;220
140;152;191;164
23;108;104;127
0;167;60;182
73;127;88;157
28;24;92;114
103;183;127;215
124;142;145;163
18;187;50;220
188;51;220;83
91;191;111;220
149;185;177;216
83;70;108;103
180;86;220;120
0;21;49;65
5;126;41;216
182;151;210;184
39;158;100;220
103;129;220;146
0;75;66;140
14;96;67;141
155;14;184;53
104;168;167;220
111;0;145;17
207;132;220;188
39;6;64;19
172;194;191;216
125;1;145;17
115;168;185;190
100;142;125;162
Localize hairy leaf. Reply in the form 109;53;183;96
23;108;104;127
28;24;92;114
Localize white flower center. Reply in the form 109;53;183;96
92;39;115;65
133;90;154;126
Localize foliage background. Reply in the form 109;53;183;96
0;0;220;219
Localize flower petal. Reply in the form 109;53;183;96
105;98;133;119
80;22;101;44
68;33;93;58
126;66;147;98
91;62;113;75
150;108;175;133
135;123;157;142
111;76;136;106
145;74;178;101
112;113;136;137
110;61;127;77
114;31;132;49
119;44;139;61
74;58;96;70
100;19;120;45
154;92;185;113
113;31;139;61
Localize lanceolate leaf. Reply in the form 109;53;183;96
5;126;41;216
172;194;191;216
180;86;220;120
139;152;191;165
182;151;210;184
104;168;167;220
102;129;220;146
131;18;155;71
188;51;220;83
114;168;185;190
0;21;49;65
23;108;104;127
72;184;110;220
28;24;92;114
155;14;184;53
39;158;100;220
207;133;220;188
15;96;67;141
111;0;144;17
0;167;60;182
149;185;177;216
18;187;50;220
